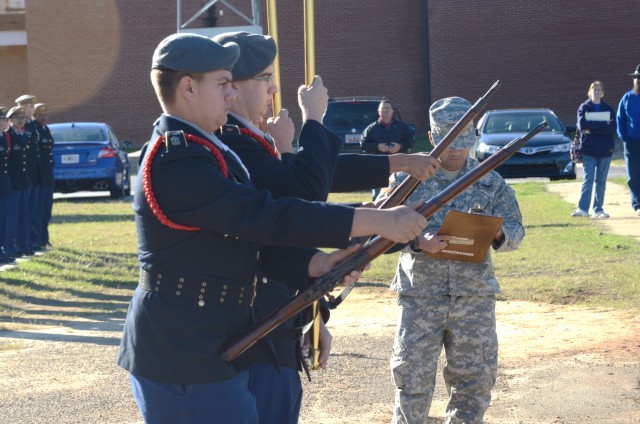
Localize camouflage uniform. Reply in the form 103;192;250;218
382;97;525;424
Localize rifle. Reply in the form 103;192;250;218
220;121;548;363
330;80;501;308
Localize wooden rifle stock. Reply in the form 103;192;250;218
220;121;548;363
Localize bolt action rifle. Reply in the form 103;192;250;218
328;80;502;308
220;121;548;363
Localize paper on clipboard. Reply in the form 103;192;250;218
585;111;610;121
427;210;504;263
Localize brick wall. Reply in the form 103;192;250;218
427;0;638;127
23;0;640;144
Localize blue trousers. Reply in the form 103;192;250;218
129;371;258;424
249;363;302;424
0;195;8;255
623;140;640;211
28;186;45;247
40;186;54;245
4;189;29;256
578;154;612;213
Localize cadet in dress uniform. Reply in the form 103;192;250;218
32;103;55;247
211;31;441;424
380;97;525;424
117;33;427;424
15;94;43;251
0;106;14;264
4;106;31;259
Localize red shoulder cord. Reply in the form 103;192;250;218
239;128;278;158
142;133;229;231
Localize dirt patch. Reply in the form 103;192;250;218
300;289;640;424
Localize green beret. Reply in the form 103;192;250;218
0;106;8;118
429;97;476;149
213;32;277;81
15;94;37;105
152;33;239;74
34;103;49;114
7;106;26;118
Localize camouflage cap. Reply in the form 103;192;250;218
0;106;8;118
152;33;239;74
429;96;476;149
212;32;277;81
15;94;38;105
6;105;26;118
34;103;49;114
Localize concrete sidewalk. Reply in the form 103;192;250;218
546;179;640;241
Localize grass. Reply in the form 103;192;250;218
330;184;640;310
0;198;138;331
1;181;638;336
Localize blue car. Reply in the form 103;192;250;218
50;122;132;199
475;108;577;180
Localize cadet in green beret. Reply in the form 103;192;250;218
118;32;427;424
211;31;440;424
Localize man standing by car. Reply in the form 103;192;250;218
616;65;640;216
361;100;414;155
361;100;415;198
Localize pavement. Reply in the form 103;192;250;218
545;164;640;241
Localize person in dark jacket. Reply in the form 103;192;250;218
15;94;44;250
572;81;616;219
616;65;640;215
118;32;428;424
4;106;31;258
0;106;15;265
360;100;414;155
361;100;415;198
33;103;55;246
212;31;440;424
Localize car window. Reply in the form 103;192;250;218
484;111;564;134
108;128;121;149
323;102;379;127
50;126;107;142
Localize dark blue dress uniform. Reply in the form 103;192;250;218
24;119;44;249
0;130;12;263
4;126;31;257
117;114;359;386
34;122;55;246
220;114;394;424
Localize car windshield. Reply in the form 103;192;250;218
483;111;565;134
50;125;107;142
323;102;379;127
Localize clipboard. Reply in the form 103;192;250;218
427;210;504;263
585;111;610;122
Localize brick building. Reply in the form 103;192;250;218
5;1;640;146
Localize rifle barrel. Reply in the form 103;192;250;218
220;121;547;363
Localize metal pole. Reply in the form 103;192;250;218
303;0;321;371
304;0;316;85
266;0;282;116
